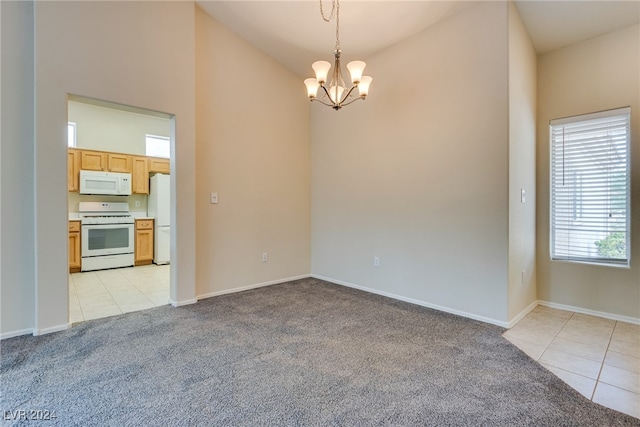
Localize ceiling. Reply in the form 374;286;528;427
196;1;640;78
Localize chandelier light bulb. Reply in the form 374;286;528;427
312;61;332;84
346;61;366;84
358;76;373;97
304;78;320;99
328;85;345;104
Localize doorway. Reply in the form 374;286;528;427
67;95;174;323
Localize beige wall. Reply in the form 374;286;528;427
68;100;171;155
536;24;640;319
194;7;311;296
4;2;635;338
1;0;36;336
25;1;197;334
507;2;537;320
311;2;511;325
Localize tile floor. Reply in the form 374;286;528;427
69;264;170;323
504;305;640;419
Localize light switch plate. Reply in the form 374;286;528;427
210;192;218;204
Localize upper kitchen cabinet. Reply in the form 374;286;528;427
78;149;134;173
67;97;172;194
132;156;150;194
148;157;170;174
80;150;108;171
68;148;81;192
107;153;133;173
67;148;169;194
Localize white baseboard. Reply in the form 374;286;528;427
506;300;538;329
311;274;510;328
169;298;198;307
538;300;640;325
197;274;311;301
33;323;70;336
5;278;634;339
0;328;34;340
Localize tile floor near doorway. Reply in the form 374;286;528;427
504;305;640;419
69;265;170;323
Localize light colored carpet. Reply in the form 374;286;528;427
1;278;637;426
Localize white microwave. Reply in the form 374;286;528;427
79;170;132;196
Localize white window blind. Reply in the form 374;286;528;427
550;107;630;266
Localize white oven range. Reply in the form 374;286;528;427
79;202;135;272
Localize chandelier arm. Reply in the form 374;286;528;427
338;95;365;108
319;85;336;104
341;84;358;102
311;98;338;108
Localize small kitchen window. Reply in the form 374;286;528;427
146;134;170;158
68;122;77;147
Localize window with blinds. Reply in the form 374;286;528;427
550;107;630;266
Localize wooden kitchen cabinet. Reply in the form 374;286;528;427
132;156;150;194
107;153;132;173
69;148;169;194
80;150;108;171
135;219;154;266
69;220;81;273
148;157;170;174
68;148;81;192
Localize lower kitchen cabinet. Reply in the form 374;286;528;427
69;220;81;273
135;219;154;266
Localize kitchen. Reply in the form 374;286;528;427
67;96;172;323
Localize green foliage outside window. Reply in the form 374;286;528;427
595;232;626;259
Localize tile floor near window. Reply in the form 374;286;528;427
504;305;640;419
69;265;170;323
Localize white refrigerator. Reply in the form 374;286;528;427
148;173;170;265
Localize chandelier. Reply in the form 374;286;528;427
304;0;372;110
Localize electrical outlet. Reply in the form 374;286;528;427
135;200;140;208
374;256;380;267
262;252;268;263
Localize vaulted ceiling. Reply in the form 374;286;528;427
197;1;640;78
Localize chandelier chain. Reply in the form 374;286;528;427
319;0;340;51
